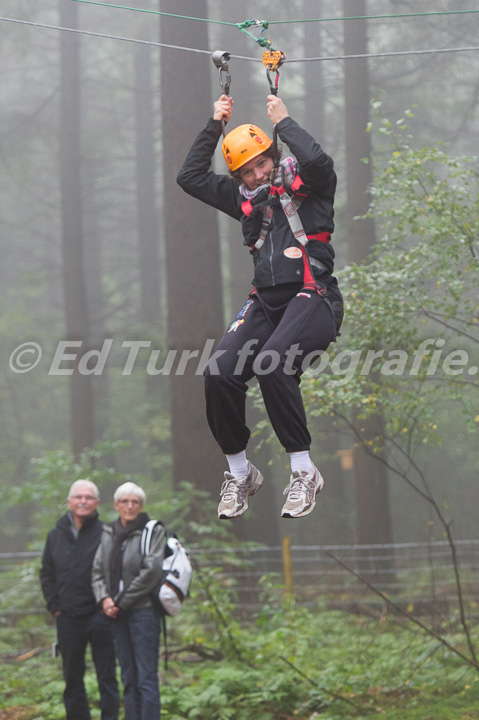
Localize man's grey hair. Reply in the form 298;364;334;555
113;482;146;504
68;478;100;500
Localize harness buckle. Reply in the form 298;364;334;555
269;162;285;187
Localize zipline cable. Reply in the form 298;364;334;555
2;15;479;64
0;15;213;54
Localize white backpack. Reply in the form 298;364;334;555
141;520;193;617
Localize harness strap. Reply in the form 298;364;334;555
140;519;159;556
300;245;318;290
251;180;331;297
309;256;328;271
253;184;305;251
275;186;309;247
290;174;309;197
241;200;254;217
254;203;274;250
308;231;331;244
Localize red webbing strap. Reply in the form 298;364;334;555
241;200;254;217
307;231;331;243
290;175;308;197
300;245;316;290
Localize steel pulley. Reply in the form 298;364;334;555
212;50;231;96
212;50;232;136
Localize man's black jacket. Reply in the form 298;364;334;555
39;511;103;617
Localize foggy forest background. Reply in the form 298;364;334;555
1;0;478;553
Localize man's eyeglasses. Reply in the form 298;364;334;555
117;498;141;506
70;495;97;502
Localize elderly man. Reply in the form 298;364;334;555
40;479;119;720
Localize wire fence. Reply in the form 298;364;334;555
2;540;479;628
191;539;479;619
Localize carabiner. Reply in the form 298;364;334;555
262;50;285;96
266;66;280;95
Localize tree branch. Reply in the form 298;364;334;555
324;550;479;672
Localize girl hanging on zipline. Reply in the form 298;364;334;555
177;91;343;519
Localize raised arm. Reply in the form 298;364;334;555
266;94;336;194
176;95;242;219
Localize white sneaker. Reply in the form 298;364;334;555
281;465;324;518
218;462;264;519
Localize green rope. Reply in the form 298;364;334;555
66;0;237;25
235;19;275;52
65;1;479;26
268;9;479;24
236;20;269;31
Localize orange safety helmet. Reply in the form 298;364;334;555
222;124;273;172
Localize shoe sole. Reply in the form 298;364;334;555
218;472;264;519
281;474;324;519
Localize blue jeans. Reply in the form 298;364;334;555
56;612;119;720
113;607;161;720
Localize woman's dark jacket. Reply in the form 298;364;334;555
176;116;338;290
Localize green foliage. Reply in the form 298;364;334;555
303;106;479;466
2;563;479;719
0;648;107;719
1;442;129;544
0;443;233;549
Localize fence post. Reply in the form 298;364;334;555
282;535;293;602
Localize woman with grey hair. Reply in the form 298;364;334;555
92;482;165;720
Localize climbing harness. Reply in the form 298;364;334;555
212;50;232;137
243;166;330;292
248;173;339;335
244;168;308;249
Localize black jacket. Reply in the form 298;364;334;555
177;116;338;290
39;511;103;617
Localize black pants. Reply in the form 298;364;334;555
56;612;119;720
204;286;339;455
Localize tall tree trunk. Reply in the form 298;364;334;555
343;1;394;567
135;44;162;335
160;1;225;507
303;4;325;140
343;0;376;264
59;0;95;457
134;39;170;479
83;177;110;439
